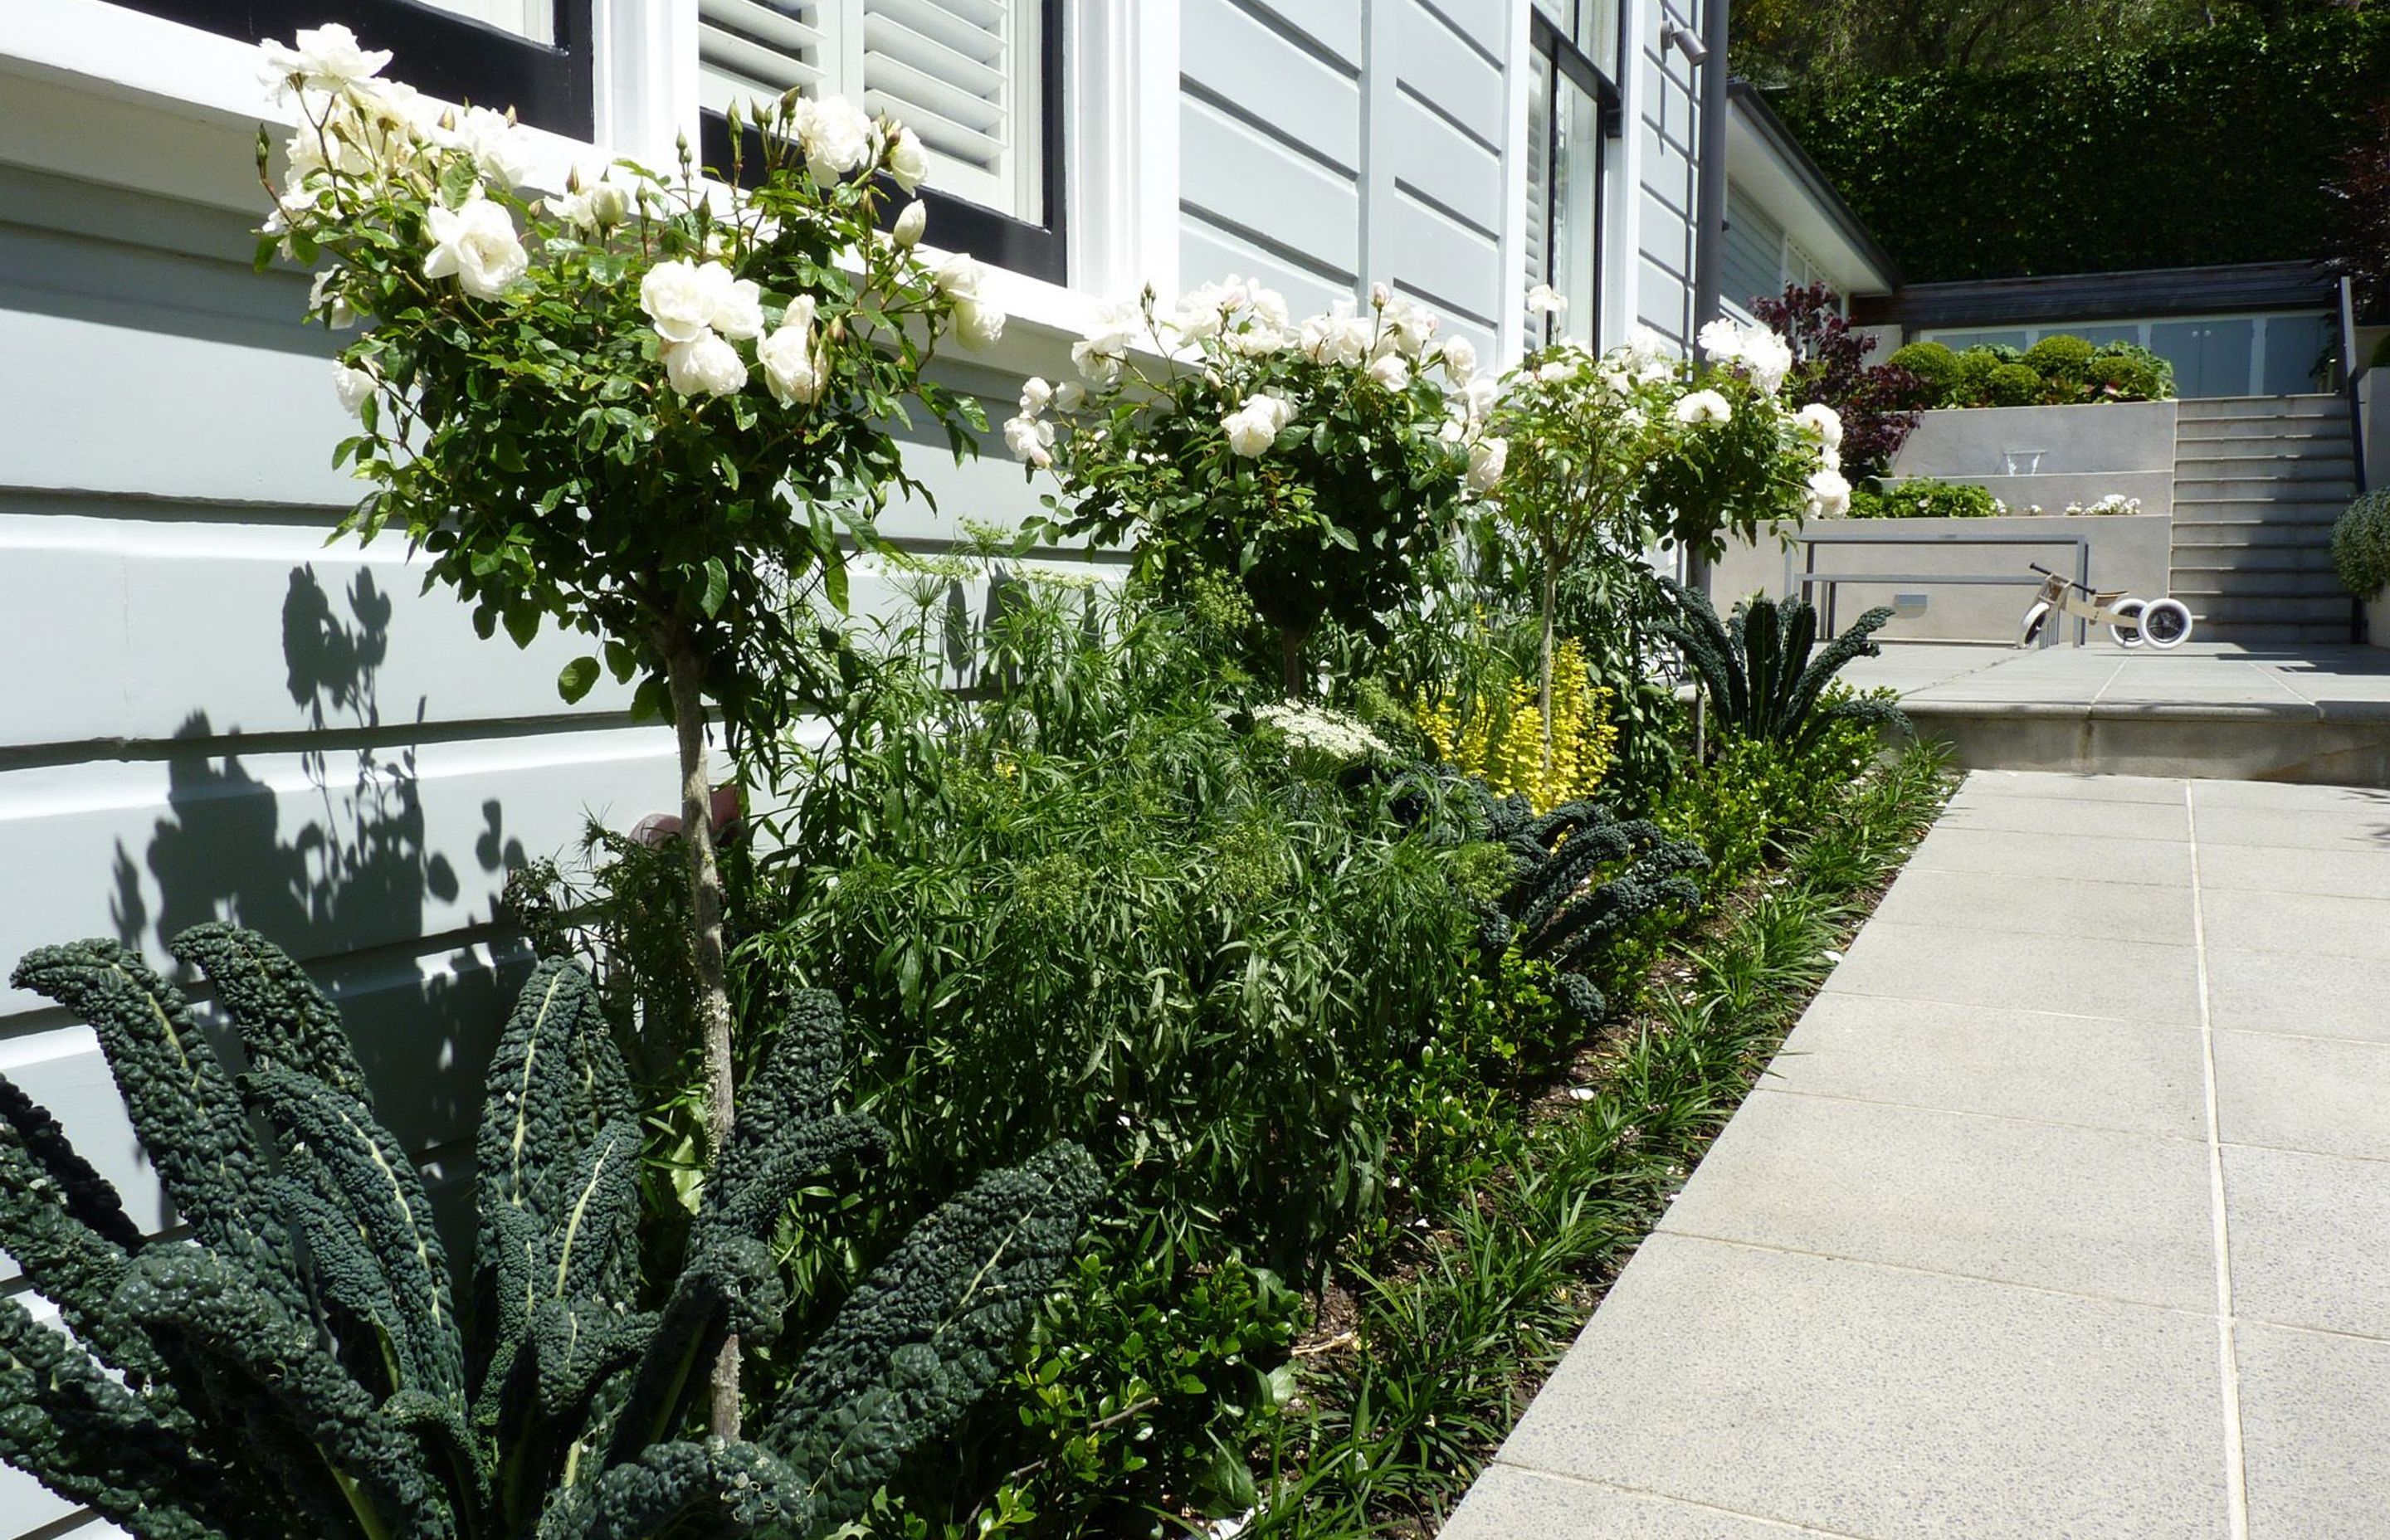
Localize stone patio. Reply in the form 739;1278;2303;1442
1442;770;2390;1540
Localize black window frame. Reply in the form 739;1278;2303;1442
699;0;1067;285
1529;10;1622;351
109;0;598;140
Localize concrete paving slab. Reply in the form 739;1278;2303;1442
1657;1090;2215;1310
2205;948;2390;1042
2195;842;2390;900
1962;769;2188;803
1826;919;2199;1023
2214;1031;2390;1163
2235;1323;2390;1540
1872;865;2194;943
2188;779;2390;812
2190;804;2390;852
1903;824;2194;885
1494;1235;2228;1540
1936;792;2192;842
2199;888;2390;961
1768;993;2206;1141
1440;1467;1853;1540
2225;1143;2390;1339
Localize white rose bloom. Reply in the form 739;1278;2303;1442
1806;466;1853;518
1222;393;1294;456
758;296;822;405
259;23;391;96
1463;374;1500;422
934;254;984;299
1466;436;1508;493
1383;299;1437;357
1440;334;1478;380
1225;324;1285;357
1739;326;1795;395
885;124;930;192
458;105;533;188
695;262;765;341
1534;360;1573;383
954;295;1006;349
1018;377;1054;417
1695;317;1745;365
333;362;377;418
1073;340;1124;387
1437;417;1467;446
1795;401;1844;450
422;192;528;300
1055;380;1087;412
1369;280;1392;308
1367;353;1412;391
891;199;928;247
310;270;356;329
1248;285;1290;330
802;97;877;182
640;260;719;344
1002;412;1056;467
1820;442;1841;471
1526;282;1567;314
1673;389;1733;425
662;332;748;397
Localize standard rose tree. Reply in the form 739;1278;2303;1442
1013;279;1499;698
256;22;1000;1432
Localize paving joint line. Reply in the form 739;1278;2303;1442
2187;783;2252;1540
1816;982;2196;1027
1753;1082;2210;1145
1477;1464;1881;1538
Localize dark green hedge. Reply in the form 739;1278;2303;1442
1780;13;2390;283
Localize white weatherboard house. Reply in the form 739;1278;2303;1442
0;1;1739;1531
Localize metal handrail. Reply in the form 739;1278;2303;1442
1784;528;2093;646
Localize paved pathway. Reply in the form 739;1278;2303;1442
1443;769;2390;1539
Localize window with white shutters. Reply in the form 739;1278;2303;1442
698;0;1051;239
1524;10;1618;349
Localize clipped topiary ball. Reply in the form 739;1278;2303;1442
1983;361;2043;407
1885;340;1959;402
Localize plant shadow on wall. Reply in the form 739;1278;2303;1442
104;563;520;1162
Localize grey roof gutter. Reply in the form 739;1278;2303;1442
1727;79;1904;293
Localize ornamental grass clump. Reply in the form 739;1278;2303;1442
1009;277;1498;697
0;924;1098;1540
255;22;1000;1425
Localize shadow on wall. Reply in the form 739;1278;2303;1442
100;563;530;1165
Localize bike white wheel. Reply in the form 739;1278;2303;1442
2140;597;2193;649
2019;601;2051;647
2109;597;2146;648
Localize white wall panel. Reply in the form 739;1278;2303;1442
1181;95;1366;276
1182;0;1363;173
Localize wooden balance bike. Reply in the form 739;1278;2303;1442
2018;562;2193;650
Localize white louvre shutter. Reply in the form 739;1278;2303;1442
1522;49;1553;344
698;0;841;121
861;0;1039;219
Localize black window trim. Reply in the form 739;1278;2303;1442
699;0;1068;286
108;0;598;141
1528;12;1617;351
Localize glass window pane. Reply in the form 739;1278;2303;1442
1550;69;1601;344
2048;323;2141;347
414;0;555;45
2261;313;2334;395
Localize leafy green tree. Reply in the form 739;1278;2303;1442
0;924;1098;1539
256;24;995;1426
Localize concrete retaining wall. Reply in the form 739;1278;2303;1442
1710;513;2176;646
1887;399;2180;519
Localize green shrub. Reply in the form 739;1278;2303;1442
2086;341;2176;401
0;926;1096;1540
1848;478;2004;519
1885;339;1960;399
1951;344;2018;405
2332;488;2390;599
1983;360;2044;407
2024;333;2095;386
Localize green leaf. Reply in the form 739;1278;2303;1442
503;604;539;649
700;558;729;619
822;552;849;614
557;656;601;704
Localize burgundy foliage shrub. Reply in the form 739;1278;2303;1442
1751;283;1923;480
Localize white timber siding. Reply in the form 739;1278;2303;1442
1177;0;1513;358
1634;0;1702;348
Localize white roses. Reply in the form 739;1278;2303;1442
1805;466;1853;519
1696;317;1794;397
1222;393;1296;457
758;295;826;406
886;126;931;192
1795;401;1844;450
1673;389;1733;426
891;199;928;248
934;256;1006;349
1466;436;1509;493
333;362;377;418
422;191;528;300
259;22;391;96
641;258;765;397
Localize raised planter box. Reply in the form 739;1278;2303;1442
1885;398;2179;519
1709;511;2175;646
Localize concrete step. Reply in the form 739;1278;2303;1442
2171;545;2339;575
2176;394;2349;421
2173;593;2353;626
2172;502;2346;525
2169;523;2339;549
2172;439;2355;468
2173;482;2356;506
2170;572;2344;600
2174;454;2357;481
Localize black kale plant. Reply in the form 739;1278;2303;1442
1657;579;1910;753
0;923;1097;1540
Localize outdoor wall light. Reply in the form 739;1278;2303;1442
1665;22;1709;64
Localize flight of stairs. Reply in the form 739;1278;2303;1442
2168;395;2359;646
